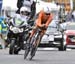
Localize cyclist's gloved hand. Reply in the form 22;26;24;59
41;24;45;28
40;24;47;30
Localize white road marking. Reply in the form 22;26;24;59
38;48;72;51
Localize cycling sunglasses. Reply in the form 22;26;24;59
45;13;50;15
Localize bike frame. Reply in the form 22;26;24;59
24;28;43;60
31;28;42;47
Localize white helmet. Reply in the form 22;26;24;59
43;6;51;14
20;6;31;13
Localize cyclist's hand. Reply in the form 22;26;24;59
41;24;45;28
40;24;47;30
42;24;48;28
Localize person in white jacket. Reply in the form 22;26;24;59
16;0;36;20
10;6;31;26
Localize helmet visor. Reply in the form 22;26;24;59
21;11;30;16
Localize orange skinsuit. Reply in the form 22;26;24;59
30;10;53;41
36;10;53;28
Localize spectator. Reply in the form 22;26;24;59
0;16;7;49
66;11;73;22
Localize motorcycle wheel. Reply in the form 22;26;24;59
9;40;15;54
14;47;19;54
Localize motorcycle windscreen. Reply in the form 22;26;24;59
14;19;24;27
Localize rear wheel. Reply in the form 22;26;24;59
14;51;18;54
24;39;31;59
24;48;30;59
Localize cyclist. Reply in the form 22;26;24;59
26;6;53;59
30;6;53;42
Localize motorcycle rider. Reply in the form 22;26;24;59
16;0;36;21
9;6;31;25
7;6;31;25
6;6;31;48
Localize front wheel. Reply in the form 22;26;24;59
29;35;41;60
29;45;37;60
9;40;15;54
14;47;19;54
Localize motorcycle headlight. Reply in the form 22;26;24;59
13;29;19;33
19;28;24;32
11;27;19;33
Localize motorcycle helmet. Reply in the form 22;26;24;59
20;6;31;16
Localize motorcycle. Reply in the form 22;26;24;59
7;18;31;54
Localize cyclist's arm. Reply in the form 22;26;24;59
36;11;43;27
45;13;53;27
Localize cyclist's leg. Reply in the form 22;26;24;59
29;18;39;39
26;25;37;50
29;18;39;38
29;26;37;39
29;22;39;44
30;30;46;57
36;30;46;47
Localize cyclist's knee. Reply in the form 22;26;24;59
41;32;45;36
30;30;35;38
30;26;38;37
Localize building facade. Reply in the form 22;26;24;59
42;0;73;12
